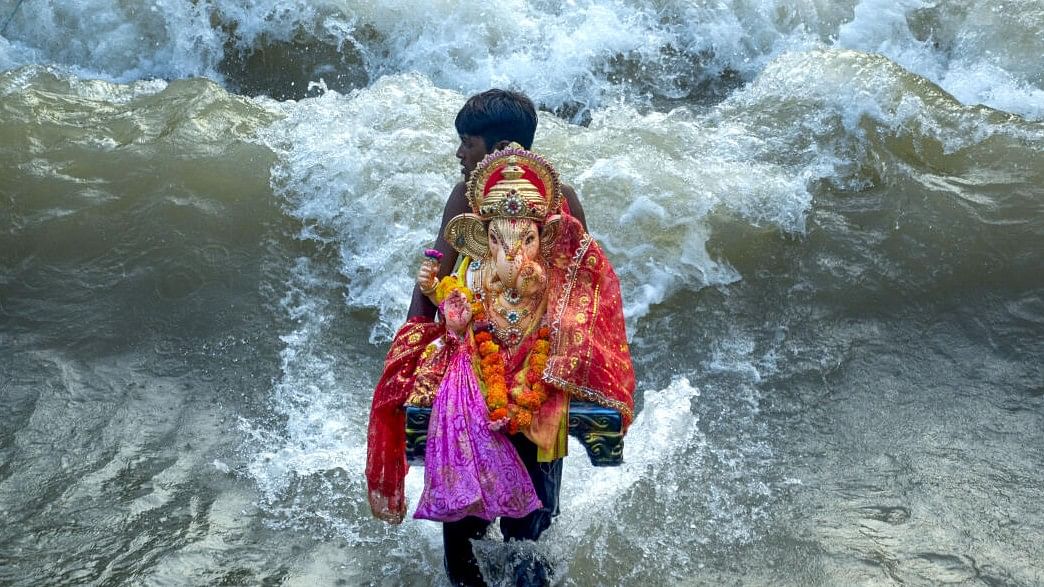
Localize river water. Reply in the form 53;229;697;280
1;1;1042;585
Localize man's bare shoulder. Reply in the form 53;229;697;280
446;181;468;216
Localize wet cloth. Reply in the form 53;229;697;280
414;334;542;522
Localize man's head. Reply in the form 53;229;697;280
454;89;537;179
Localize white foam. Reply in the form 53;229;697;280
721;47;1044;167
0;0;221;81
533;374;776;580
837;0;1044;119
560;376;702;514
241;256;362;501
254;74;465;342
2;1;1039;117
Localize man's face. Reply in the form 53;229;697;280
456;134;489;181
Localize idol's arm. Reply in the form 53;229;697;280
407;182;469;319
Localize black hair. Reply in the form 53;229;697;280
454;89;537;150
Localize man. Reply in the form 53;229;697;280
410;89;587;586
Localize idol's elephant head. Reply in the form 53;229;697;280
486;217;557;298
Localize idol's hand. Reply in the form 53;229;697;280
417;258;439;298
441;290;473;334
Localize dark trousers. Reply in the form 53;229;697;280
442;434;563;587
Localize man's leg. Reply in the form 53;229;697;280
499;435;564;585
500;434;563;540
443;516;492;587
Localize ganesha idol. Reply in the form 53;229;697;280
366;144;635;523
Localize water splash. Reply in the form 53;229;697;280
1;0;1040;117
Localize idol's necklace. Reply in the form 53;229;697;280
485;291;544;348
493;295;532;325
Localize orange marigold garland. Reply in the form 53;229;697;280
474;318;552;434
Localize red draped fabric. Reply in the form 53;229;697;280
365;317;442;523
544;215;635;427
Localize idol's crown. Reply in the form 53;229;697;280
467;144;561;222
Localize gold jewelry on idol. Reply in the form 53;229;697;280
488;295;546;349
473;259;544;348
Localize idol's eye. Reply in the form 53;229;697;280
525;234;536;245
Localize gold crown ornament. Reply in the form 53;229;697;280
444;143;563;260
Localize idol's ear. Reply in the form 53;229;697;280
444;214;489;260
539;214;563;259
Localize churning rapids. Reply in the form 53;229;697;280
1;1;1042;585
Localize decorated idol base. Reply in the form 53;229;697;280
406;402;624;467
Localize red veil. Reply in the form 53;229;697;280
543;214;635;426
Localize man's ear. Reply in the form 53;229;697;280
492;140;511;152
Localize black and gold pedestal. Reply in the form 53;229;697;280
405;402;623;467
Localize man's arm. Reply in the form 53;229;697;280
562;184;588;232
407;182;469;319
